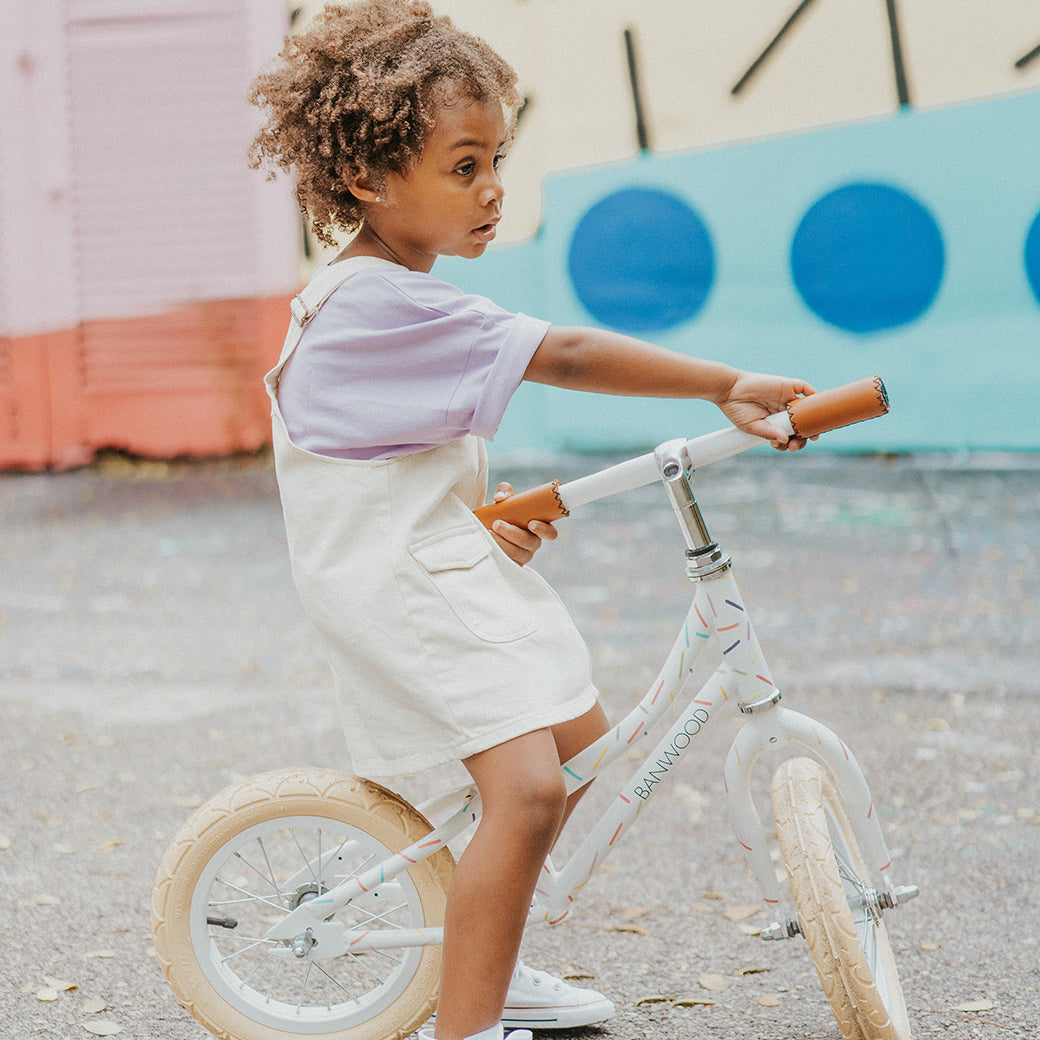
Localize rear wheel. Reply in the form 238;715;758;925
772;757;912;1040
151;768;454;1040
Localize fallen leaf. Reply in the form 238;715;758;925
75;780;102;794
98;838;126;853
758;993;781;1007
919;941;941;952
736;923;762;936
82;998;108;1014
31;893;60;906
698;973;731;992
622;905;652;922
635;994;672;1006
82;1022;124;1036
562;972;595;981
35;987;60;1002
52;843;78;855
954;1000;996;1013
701;890;727;901
673;997;714;1007
723;903;761;921
737;965;771;976
673;783;709;821
43;976;76;991
611;924;647;935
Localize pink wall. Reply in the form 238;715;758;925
0;0;299;469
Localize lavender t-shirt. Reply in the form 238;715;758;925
278;263;550;461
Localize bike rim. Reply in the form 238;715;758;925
188;814;427;1033
826;803;903;1024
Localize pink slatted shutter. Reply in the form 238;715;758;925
1;0;297;468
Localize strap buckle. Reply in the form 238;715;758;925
289;295;314;327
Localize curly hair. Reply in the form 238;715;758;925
248;0;521;246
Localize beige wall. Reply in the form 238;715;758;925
295;0;1040;251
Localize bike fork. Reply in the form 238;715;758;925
655;441;916;940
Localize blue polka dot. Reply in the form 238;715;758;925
1026;211;1040;306
568;187;713;333
791;182;944;334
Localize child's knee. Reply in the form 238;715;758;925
512;768;567;832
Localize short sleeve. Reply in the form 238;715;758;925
277;267;550;460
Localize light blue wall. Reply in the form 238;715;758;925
439;91;1040;456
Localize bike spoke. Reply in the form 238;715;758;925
345;898;409;928
291;828;321;886
211;875;288;915
232;845;285;903
313;958;364;1001
221;938;279;965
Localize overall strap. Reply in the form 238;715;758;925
288;256;400;328
266;256;401;399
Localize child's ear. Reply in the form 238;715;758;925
346;170;381;204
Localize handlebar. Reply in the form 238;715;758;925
475;377;889;530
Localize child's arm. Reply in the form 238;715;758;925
524;326;815;450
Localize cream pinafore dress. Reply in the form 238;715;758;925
265;258;598;777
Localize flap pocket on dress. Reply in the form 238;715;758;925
409;527;537;643
411;529;490;573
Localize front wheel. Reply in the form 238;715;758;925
151;768;454;1040
771;757;912;1040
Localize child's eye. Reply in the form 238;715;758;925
493;153;505;169
456;161;475;176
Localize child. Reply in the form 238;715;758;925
250;4;814;1039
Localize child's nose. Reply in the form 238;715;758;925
481;170;504;206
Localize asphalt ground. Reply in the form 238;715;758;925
2;446;1038;1039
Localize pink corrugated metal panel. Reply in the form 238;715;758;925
64;0;266;321
79;293;291;456
0;1;296;468
1;0;80;336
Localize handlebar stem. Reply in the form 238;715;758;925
654;441;731;581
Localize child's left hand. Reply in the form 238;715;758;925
717;373;818;450
488;482;558;566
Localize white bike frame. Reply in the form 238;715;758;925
267;409;903;960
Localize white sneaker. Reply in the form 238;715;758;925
501;961;615;1030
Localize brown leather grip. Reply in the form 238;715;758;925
474;480;569;531
787;377;889;439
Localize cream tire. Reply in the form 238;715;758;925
772;757;912;1040
151;768;453;1040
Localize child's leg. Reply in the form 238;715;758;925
434;728;567;1040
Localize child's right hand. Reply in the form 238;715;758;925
488;482;558;566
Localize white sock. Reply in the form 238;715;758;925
420;1026;506;1040
461;1028;504;1040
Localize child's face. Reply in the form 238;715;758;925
369;95;507;271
